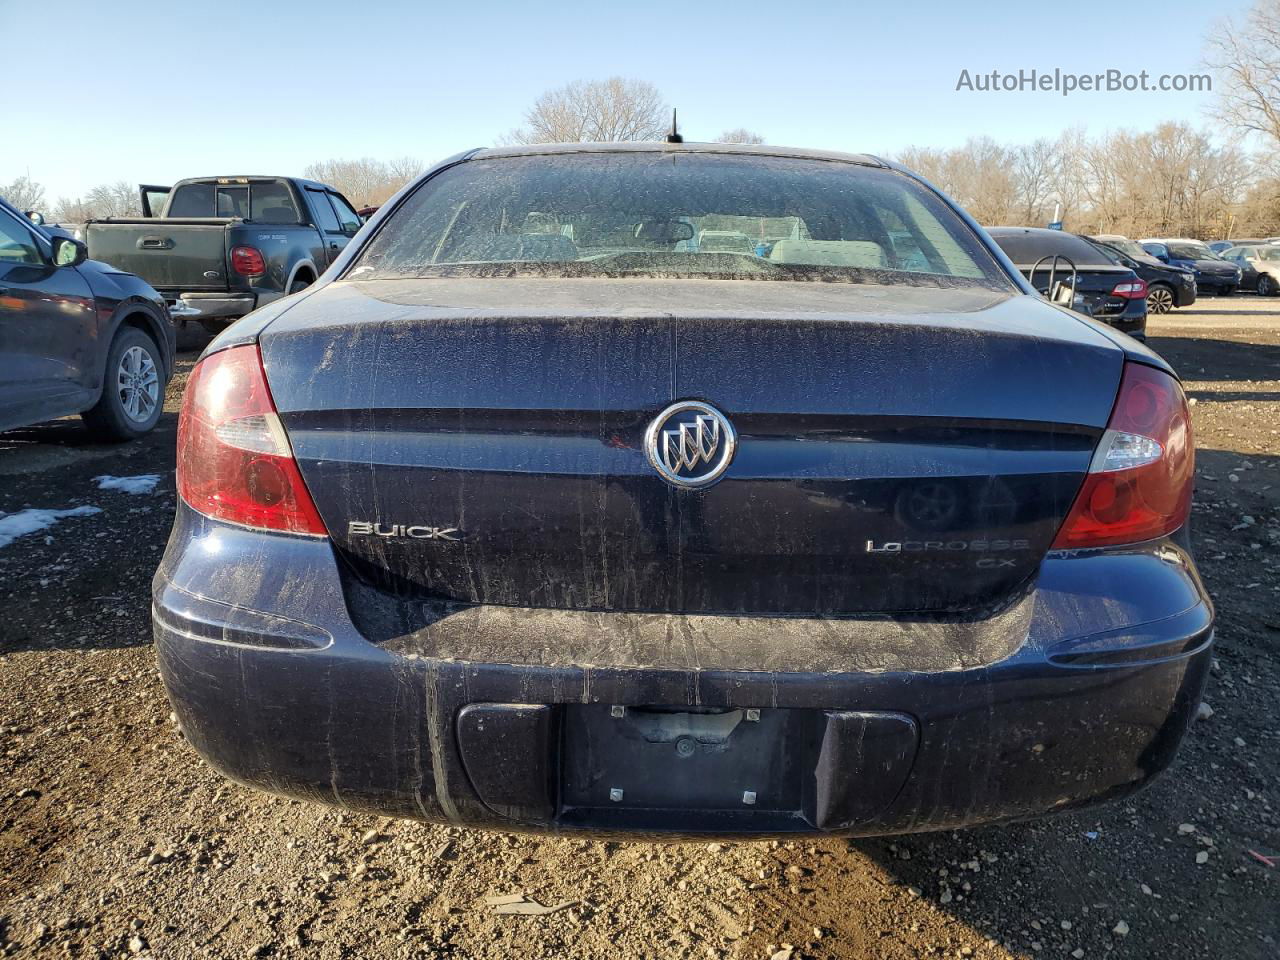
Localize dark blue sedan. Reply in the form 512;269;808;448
154;144;1212;837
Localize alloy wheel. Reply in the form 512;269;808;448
1146;286;1175;314
117;344;160;423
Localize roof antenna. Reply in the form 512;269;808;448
666;108;683;144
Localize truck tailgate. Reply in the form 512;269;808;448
84;219;231;292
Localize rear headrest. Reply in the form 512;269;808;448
769;239;887;268
259;206;297;223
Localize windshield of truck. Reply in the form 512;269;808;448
348;153;1008;288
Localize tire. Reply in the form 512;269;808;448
1220;285;1235;297
289;275;313;294
199;319;232;335
82;327;164;441
1259;275;1277;297
1146;284;1176;314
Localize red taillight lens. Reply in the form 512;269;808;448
1052;362;1193;549
230;245;266;277
177;345;327;536
1111;279;1148;300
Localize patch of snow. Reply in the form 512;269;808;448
94;474;162;495
0;506;102;550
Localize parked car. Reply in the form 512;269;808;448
0;195;175;438
1221;244;1280;295
154;143;1210;838
1140;238;1241;295
1086;235;1196;314
83;176;364;333
986;227;1148;339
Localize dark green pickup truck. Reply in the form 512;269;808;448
84;176;363;332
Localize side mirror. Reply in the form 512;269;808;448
52;236;88;268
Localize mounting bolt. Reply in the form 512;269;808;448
610;705;626;718
744;709;761;722
742;790;757;805
609;788;624;802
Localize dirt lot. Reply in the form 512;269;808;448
0;302;1276;960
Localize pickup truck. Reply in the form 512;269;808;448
84;176;364;332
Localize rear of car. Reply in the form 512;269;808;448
154;146;1212;836
987;227;1148;339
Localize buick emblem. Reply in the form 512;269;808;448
644;400;737;489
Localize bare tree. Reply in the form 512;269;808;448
51;197;96;224
84;181;142;218
2;176;46;212
1206;1;1280;148
505;78;668;144
715;128;765;144
303;157;423;207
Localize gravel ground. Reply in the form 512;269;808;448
0;302;1276;960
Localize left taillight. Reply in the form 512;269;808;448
177;344;327;536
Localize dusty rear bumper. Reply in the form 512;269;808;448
153;507;1213;838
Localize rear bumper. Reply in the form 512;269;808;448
164;291;281;322
153;506;1213;837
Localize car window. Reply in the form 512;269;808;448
1166;242;1212;260
987;230;1117;268
167;183;215;217
327;193;362;234
0;209;44;265
250;182;300;224
308;189;342;233
1258;247;1280;262
349;153;1006;286
215;187;248;218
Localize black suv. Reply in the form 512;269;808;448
0;195;175;438
1086;235;1197;314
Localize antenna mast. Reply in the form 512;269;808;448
666;108;683;144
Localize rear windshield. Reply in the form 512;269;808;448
348;153;1008;287
988;230;1117;268
165;181;299;223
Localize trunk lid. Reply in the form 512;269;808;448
83;219;231;292
262;278;1123;616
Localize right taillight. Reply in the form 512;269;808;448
177;344;327;536
1052;362;1194;549
230;245;266;277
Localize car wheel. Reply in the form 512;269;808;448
1220;284;1235;297
1146;284;1175;314
199;319;232;335
289;277;313;294
82;327;164;440
1259;275;1277;297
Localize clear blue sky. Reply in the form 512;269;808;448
2;0;1226;202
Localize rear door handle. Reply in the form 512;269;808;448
138;236;173;250
329;241;340;250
